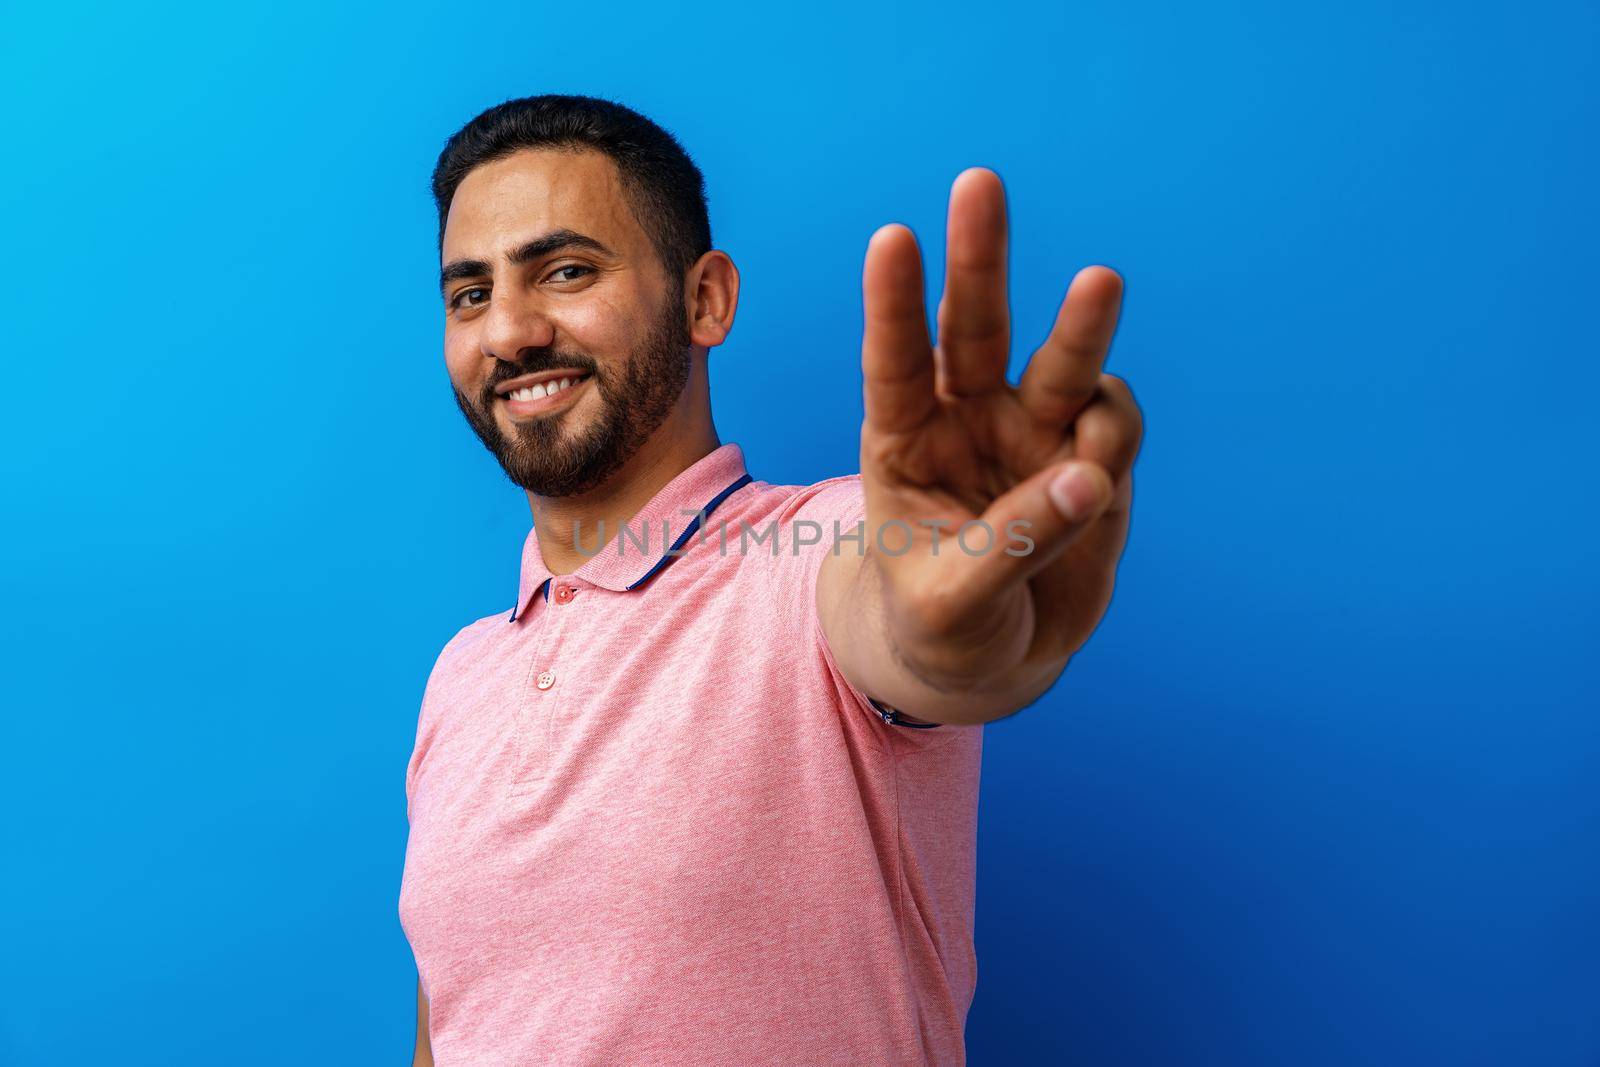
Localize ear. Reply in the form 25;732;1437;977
684;250;739;348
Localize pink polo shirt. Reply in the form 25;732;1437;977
398;443;984;1065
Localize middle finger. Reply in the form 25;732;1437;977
935;167;1011;398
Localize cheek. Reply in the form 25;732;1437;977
442;330;481;393
560;291;640;357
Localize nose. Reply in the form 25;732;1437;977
478;287;556;364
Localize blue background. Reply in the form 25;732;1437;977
3;2;1596;1063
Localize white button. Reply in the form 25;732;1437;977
536;670;556;690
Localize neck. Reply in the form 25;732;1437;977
526;380;721;576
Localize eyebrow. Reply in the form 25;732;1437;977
438;228;617;295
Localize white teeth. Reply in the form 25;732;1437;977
509;376;583;403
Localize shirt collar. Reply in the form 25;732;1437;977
510;443;753;622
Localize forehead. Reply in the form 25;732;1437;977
441;147;648;264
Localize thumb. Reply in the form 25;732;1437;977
1045;461;1115;528
975;460;1115;585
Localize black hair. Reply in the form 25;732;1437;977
431;94;711;281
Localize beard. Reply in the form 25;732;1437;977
453;288;693;498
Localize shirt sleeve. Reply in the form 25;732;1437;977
763;474;980;754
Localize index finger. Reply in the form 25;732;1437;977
862;224;937;434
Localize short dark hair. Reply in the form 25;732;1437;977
431;94;712;282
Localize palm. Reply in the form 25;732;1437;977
858;169;1142;674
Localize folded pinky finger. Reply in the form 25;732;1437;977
1070;376;1144;483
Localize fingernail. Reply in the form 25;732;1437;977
1048;464;1101;521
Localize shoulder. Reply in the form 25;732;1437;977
404;611;507;813
711;475;867;604
428;611;506;680
712;473;864;528
413;611;504;729
771;473;866;526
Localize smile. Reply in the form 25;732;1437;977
498;372;592;417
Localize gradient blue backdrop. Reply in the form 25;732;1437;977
3;2;1596;1063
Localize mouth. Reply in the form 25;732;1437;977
494;370;593;418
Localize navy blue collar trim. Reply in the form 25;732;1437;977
508;470;753;621
626;471;753;591
509;578;551;623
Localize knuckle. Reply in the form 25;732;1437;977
1096;375;1143;434
1078;412;1138;470
1029;378;1097;422
1099;373;1139;411
938;310;1008;343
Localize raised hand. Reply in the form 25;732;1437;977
855;168;1143;700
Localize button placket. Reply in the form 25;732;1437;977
507;586;575;798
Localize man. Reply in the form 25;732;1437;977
399;94;1142;1066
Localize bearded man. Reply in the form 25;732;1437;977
399;93;1143;1066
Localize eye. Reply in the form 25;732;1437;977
547;264;594;284
449;286;489;311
